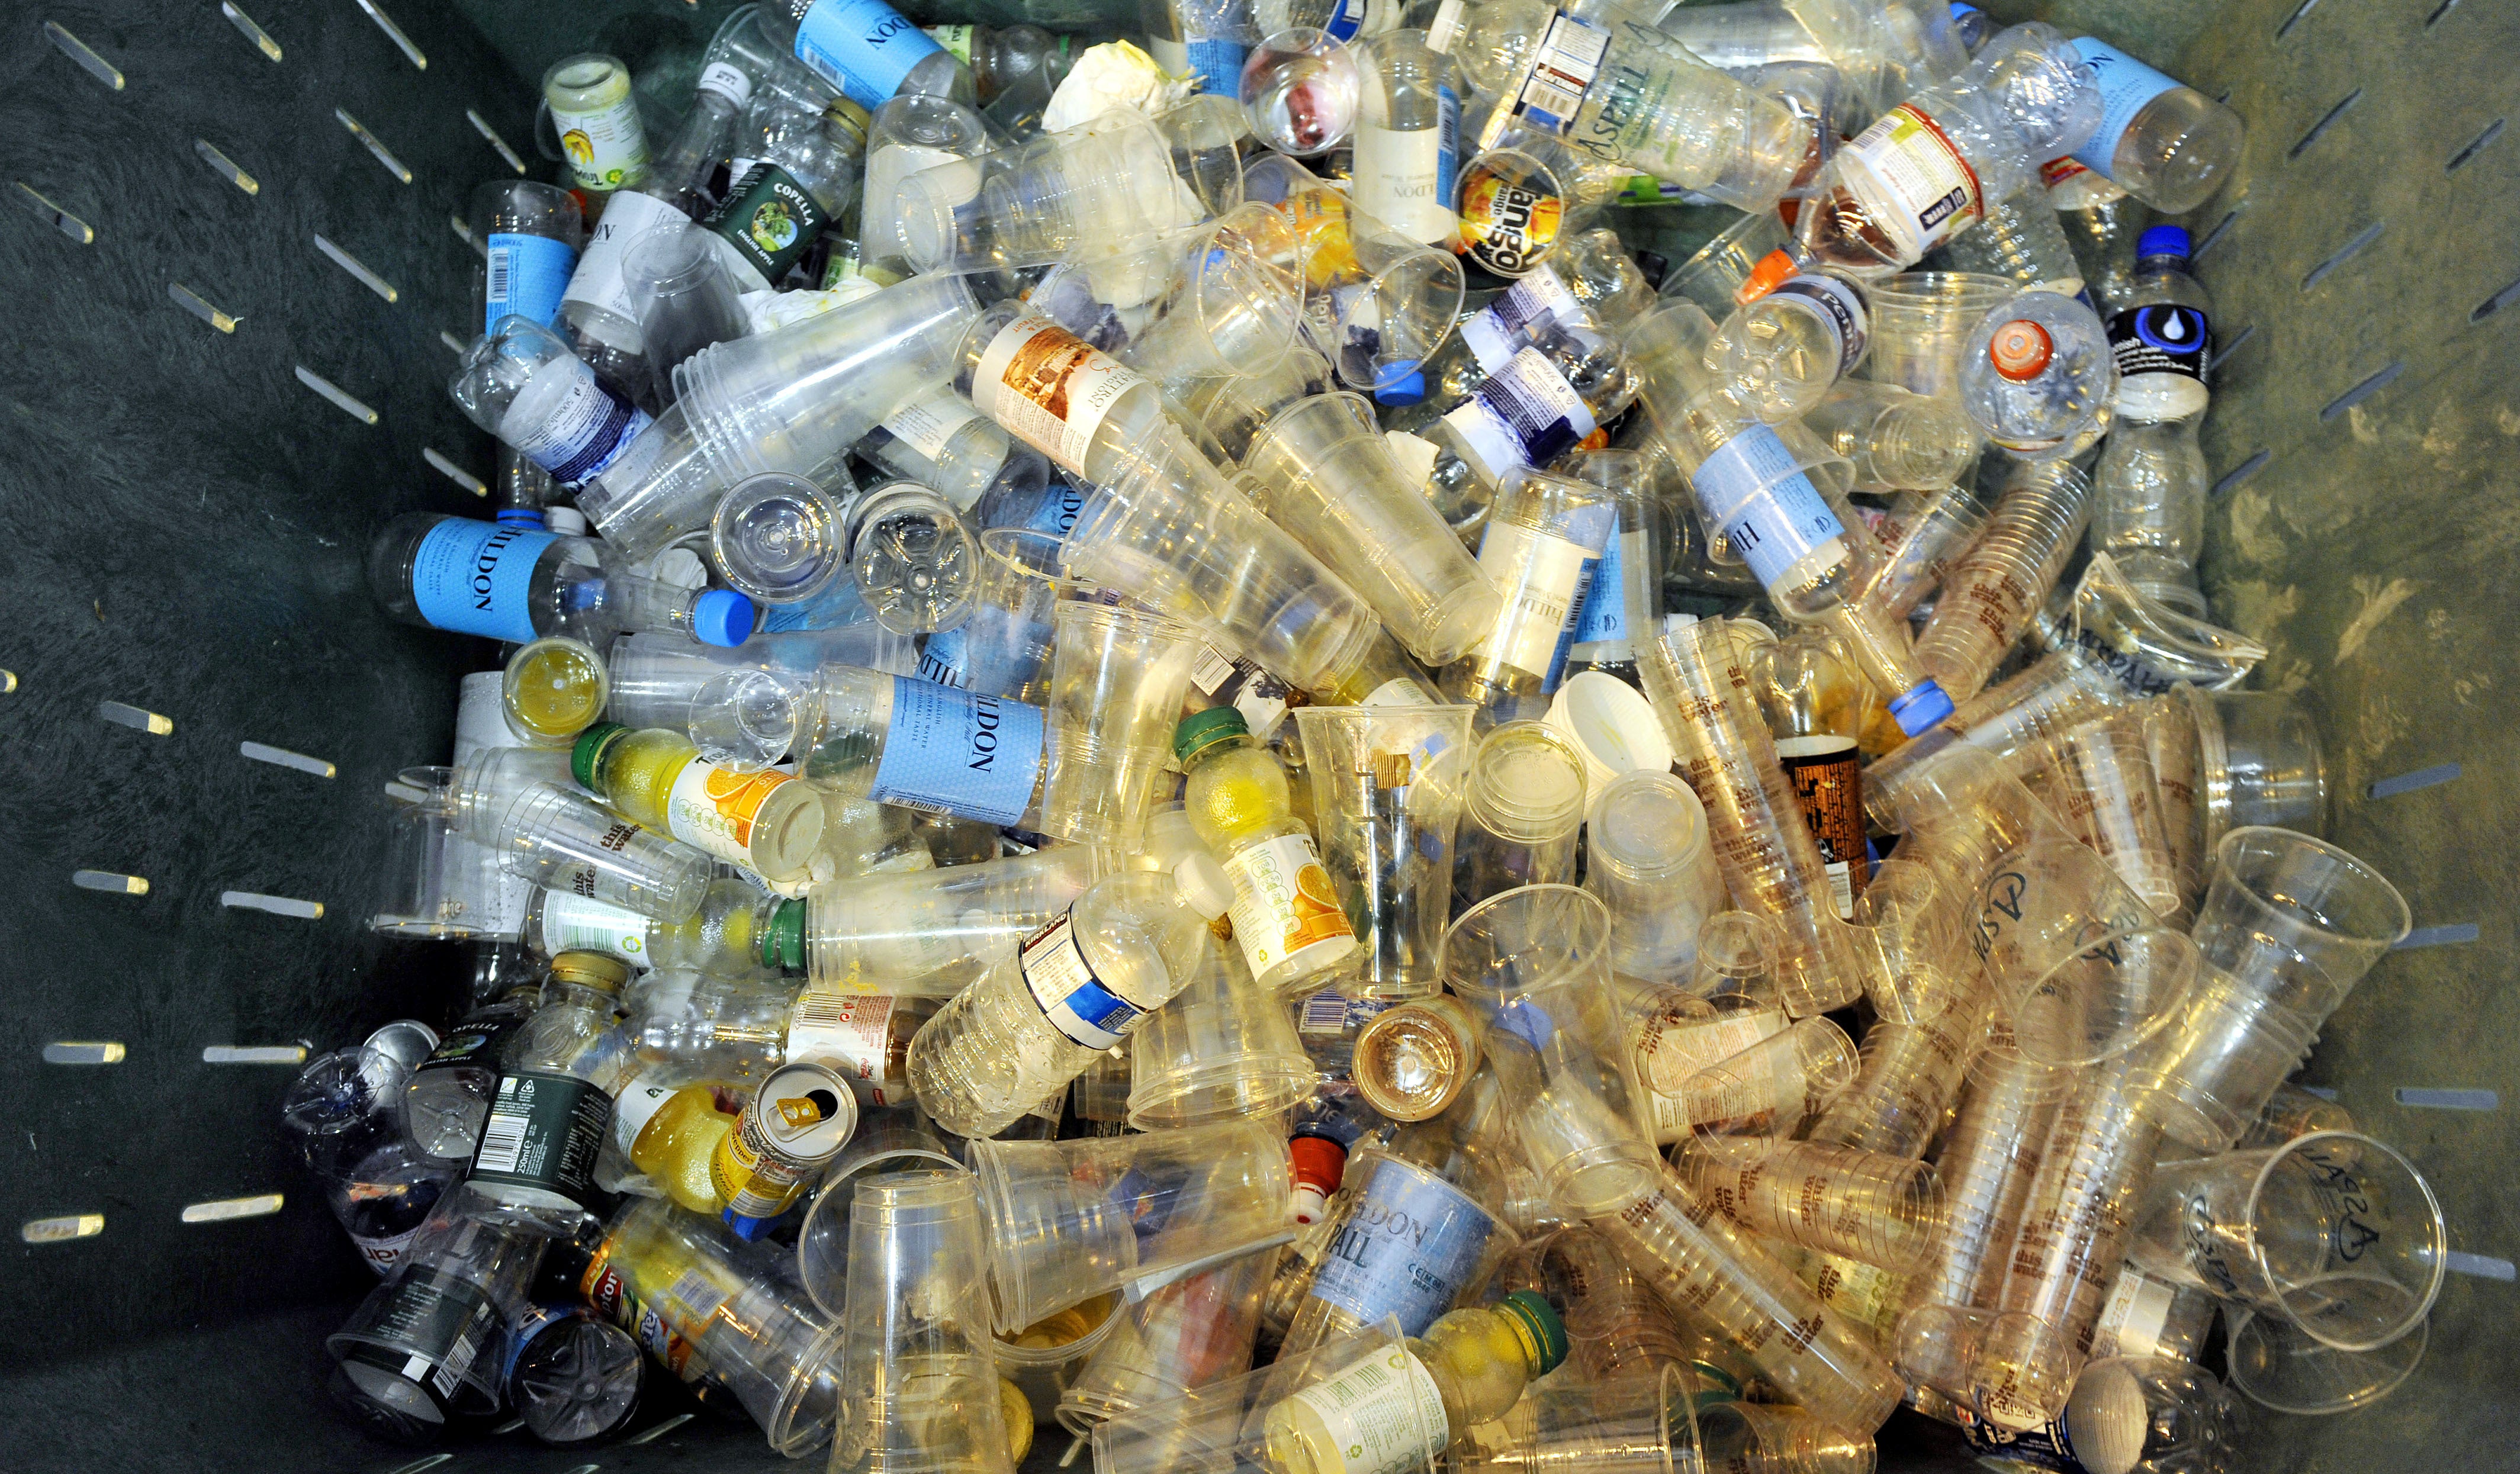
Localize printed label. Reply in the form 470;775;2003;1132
539;889;649;964
1774;736;1866;921
1287;1344;1449;1474
1323;0;1395;43
580;1256;705;1383
507;356;650;487
1635;1008;1787;1098
349;1223;423;1276
1473;517;1600;684
2106;304;2209;383
351;1265;500;1401
610;1074;679;1151
1509;12;1609;135
792;0;948;110
1571;526;1646;647
1190;649;1294;736
709;1093;817;1218
1223;832;1357;979
1841;103;1984;260
664;759;801;867
1444;346;1595;479
2094;1266;2179;1359
787;990;908;1106
550;91;648;192
1965;1419;2081;1472
1689;425;1846;588
972;312;1150;475
922;24;973;63
1182;37;1248;98
883;391;983;462
1300;989;1394;1036
1457;170;1564;277
1351;89;1458;247
560;188;687;327
1311;1160;1496;1333
2068;38;2183;180
1019;912;1158;1049
867;676;1046;826
409;519;556;644
1460;265;1580;372
697;60;753;108
701;163;830;284
1766;276;1869;374
468;1070;610;1205
485;233;578;334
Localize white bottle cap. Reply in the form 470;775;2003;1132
1174;852;1238;920
1290;1183;1330;1224
1545;671;1674;792
544;506;589;536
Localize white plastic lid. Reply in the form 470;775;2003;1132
1174;852;1237;920
2061;1360;2150;1474
544;506;589;536
1290;1183;1330;1224
1545;672;1674;792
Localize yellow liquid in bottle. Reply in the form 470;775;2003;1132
507;642;606;742
599;729;698;832
631;1083;742;1214
1183;739;1293;849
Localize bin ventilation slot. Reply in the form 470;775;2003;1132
240;741;335;778
313;234;397;303
2275;0;2322;39
20;1214;103;1244
219;4;282;62
381;1457;455;1474
2302;221;2384;292
169;282;241;334
2320;361;2403;421
180;1194;283;1224
2447;118;2503;173
425;448;488;497
202;1045;308;1066
2288;89;2360;159
2428;0;2463;26
2299;1084;2339;1100
2393;922;2479;949
351;0;426;70
72;870;148;895
2471;277;2520;324
2204;323;2255;376
221;891;324;920
439;330;467;355
335;109;412;184
41;1042;125;1064
42;21;123;91
295;366;378;425
467;108;526;175
2210;450;2270;499
2394;1087;2497;1110
14;181;94;243
622;1412;696;1445
448;212;477;252
2369;762;2461;798
193;140;258;195
98;700;173;735
2445;1251;2515;1281
2193;211;2241;263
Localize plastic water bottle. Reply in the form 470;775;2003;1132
1705;265;1873;423
2043;156;2140;310
2065;36;2245;213
1956;288;2116;456
2107;224;2212;422
368;513;757;649
756;0;975;112
452;317;654;490
470;182;581;339
2092;414;2209;608
924;23;1075;134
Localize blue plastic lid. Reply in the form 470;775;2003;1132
1888;679;1956;736
1374;369;1426;407
694;588;757;648
1950;2;1981;14
494;507;547;529
2137;225;2192;263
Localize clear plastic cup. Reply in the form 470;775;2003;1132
1239;391;1501;668
2046;709;2186;922
1676;1015;1861;1153
1454;1362;1704;1474
2126;1131;2444;1352
1805;379;1984;496
1240;27;1360;156
1242;153;1464;394
1292;704;1477;1001
2188;688;2329;846
2240;1080;2358;1150
828;1171;1014;1474
1126;933;1314;1129
1451;723;1590;911
786;844;1103;996
1804;981;1988;1160
1660;210;1794;317
1674;1138;1947;1275
1036;601;1201;848
2222;1308;2427;1415
709;471;848;606
1584;772;1727;987
1116;204;1308;387
795;1111;963;1319
1862;272;2015;403
1053;1244;1275;1438
2188;827;2409;1013
481;775;711;923
858;94;993;281
995;1292;1124;1428
1901;1025;2071;1321
1174;341;1338;464
1089;1319;1441;1474
619;220;749;398
1915;456;2095;703
1969;836;2194;1067
1847;855;1969;1024
1351;995;1484;1124
970;1120;1294;1334
1695;1398;1875;1474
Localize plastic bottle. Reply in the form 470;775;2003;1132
470;181;583;337
904;841;1235;1138
1956;289;2117;456
1933;180;2085;297
763;844;1102;995
859;391;1037;515
571;722;828;883
1441;468;1616;713
1705;265;1873;422
610;1076;744;1213
367;516;756;650
925;24;1075;134
2091;415;2208;606
2108;225;2212;422
502;1304;647;1446
1176;707;1359;993
462;952;636;1225
1562;448;1662;678
1262;1293;1568;1469
1422;230;1657;408
857;96;992;287
403;977;546;1161
1436;0;1806;212
1351;28;1460;247
544;54;651;194
2063;37;2245;213
522;877;780;981
449;318;654;490
1793;22;2098;276
756;0;975;112
699;95;866;292
2046;158;2140;313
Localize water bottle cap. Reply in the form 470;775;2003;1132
1174;852;1238;921
1950;2;1982;15
1889;680;1957;736
693;589;758;648
1734;249;1798;304
1495;1290;1570;1375
1373;369;1425;406
494;507;548;529
1172;705;1249;763
762;898;807;972
544;506;588;536
1988;318;2055;382
2136;224;2193;263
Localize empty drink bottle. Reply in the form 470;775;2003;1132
1176;707;1359;993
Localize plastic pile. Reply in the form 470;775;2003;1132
295;2;2442;1469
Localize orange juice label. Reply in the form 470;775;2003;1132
665;759;795;865
1223;833;1359;981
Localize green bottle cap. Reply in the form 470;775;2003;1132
1172;706;1249;764
571;722;629;791
763;898;806;973
1496;1289;1569;1377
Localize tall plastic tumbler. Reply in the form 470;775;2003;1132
1293;705;1477;1001
1037;601;1202;847
829;1170;1015;1474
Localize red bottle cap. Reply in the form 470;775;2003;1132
1988;318;2055;382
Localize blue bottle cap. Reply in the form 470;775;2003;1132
1888;680;1956;737
494;507;547;529
2136;225;2192;263
694;588;758;648
1950;2;1981;15
1374;369;1426;407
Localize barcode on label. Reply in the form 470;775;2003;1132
1515;14;1609;131
486;246;513;307
663;1268;729;1327
1189;644;1239;694
1300;990;1349;1031
472;1090;529;1174
1827;860;1856;921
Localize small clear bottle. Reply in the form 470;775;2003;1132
2062;37;2245;213
1262;1293;1568;1470
856;388;1034;512
925;23;1076;135
2107;225;2212;423
699;94;866;292
2046;159;2140;313
449;318;652;490
571;722;828;883
545;54;652;194
1441;469;1616;715
1956;289;2116;458
404;980;547;1162
1706;266;1874;423
1176;707;1359;994
470;181;583;338
462;952;637;1227
842;479;981;635
856;94;992;282
522;877;782;982
1351;28;1460;247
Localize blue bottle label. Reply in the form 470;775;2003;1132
507;359;651;488
793;0;949;111
409;519;555;643
484;233;577;334
1310;1158;1497;1334
1435;85;1460;215
2068;38;2182;179
1184;38;1248;99
1572;527;1644;646
1690;426;1846;589
867;676;1046;826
